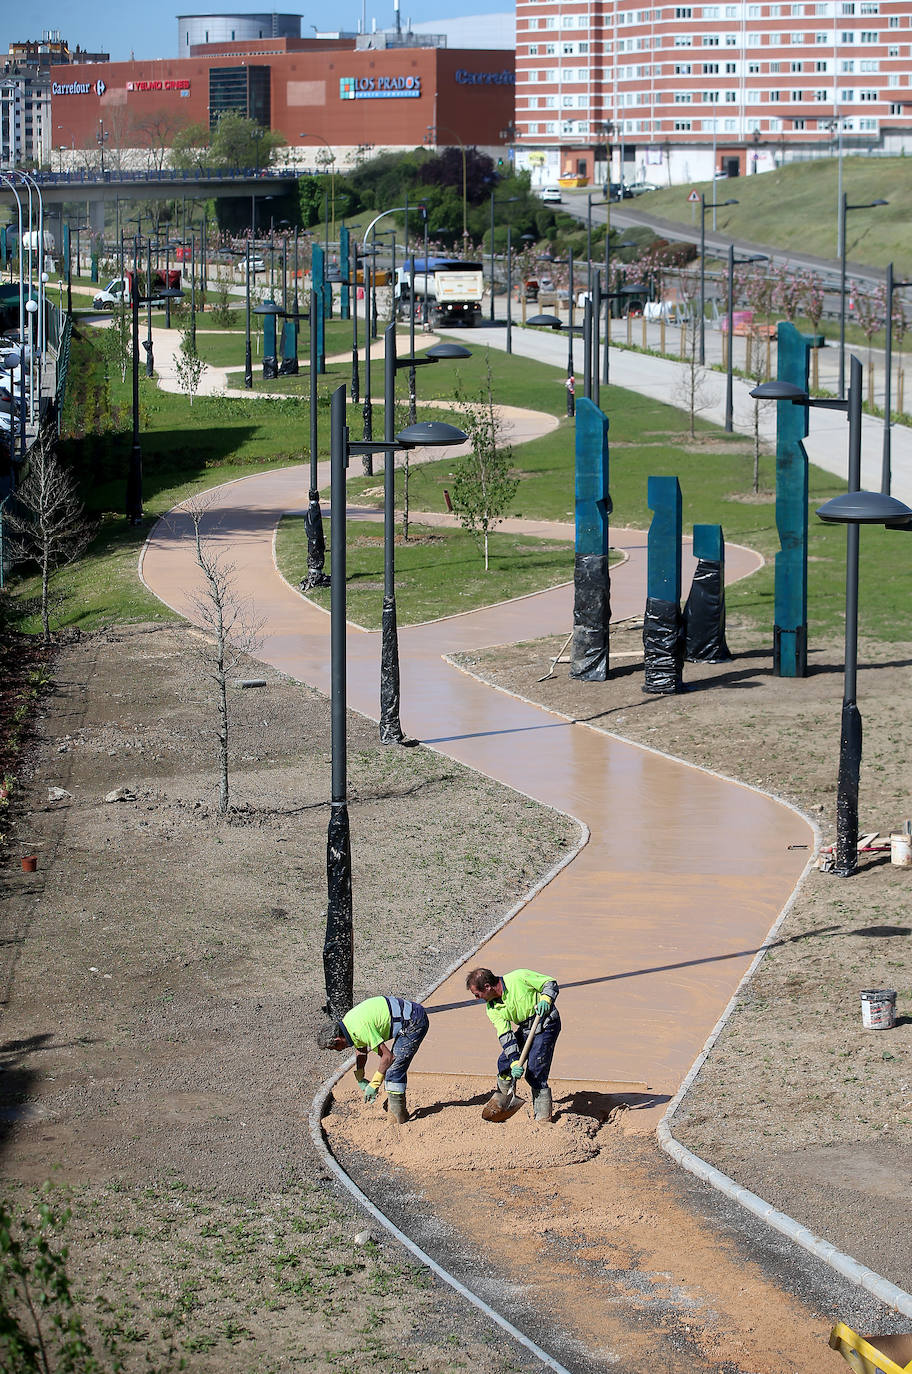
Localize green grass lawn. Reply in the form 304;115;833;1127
601;156;912;276
11;324;912;645
276;518;583;628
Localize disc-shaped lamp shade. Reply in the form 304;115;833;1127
816;490;912;526
157;288;184;300
748;379;808;402
25;300;37;315
2;352;21;370
426;342;472;360
527;313;562;329
253;303;285;315
396;421;468;448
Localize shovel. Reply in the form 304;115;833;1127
481;1012;542;1123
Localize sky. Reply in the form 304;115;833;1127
4;2;510;64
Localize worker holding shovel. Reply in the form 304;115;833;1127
466;967;561;1122
317;996;428;1124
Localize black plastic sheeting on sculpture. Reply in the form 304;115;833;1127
379;596;404;745
279;357;299;376
835;700;862;876
303;494;330;588
570;552;611;681
683;559;732;663
323;801;354;1018
262;356;278;381
643;596;684;695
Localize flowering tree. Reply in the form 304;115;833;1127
771;263;804;323
853;281;886;373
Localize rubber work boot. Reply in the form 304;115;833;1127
387;1091;408;1124
532;1086;553;1122
495;1074;514;1106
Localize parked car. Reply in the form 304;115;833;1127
540;185;563;204
624;182;659;196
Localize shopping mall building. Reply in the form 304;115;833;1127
49;23;515;172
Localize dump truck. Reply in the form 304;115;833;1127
395;257;484;328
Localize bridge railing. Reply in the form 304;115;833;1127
28;167;311;187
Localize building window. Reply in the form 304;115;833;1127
814;88;829;98
675;34;693;44
703;5;720;14
859;1;878;10
675;6;693;15
815;30;830;40
771;61;781;71
529;43;539;54
859;29;878;40
859;58;878;69
674;90;693;100
859;88;878;99
793;116;807;126
704;33;720;44
748;60;760;71
792;88;804;98
815;59;828;70
703;88;720;100
770;88;782;99
674;118;693;128
858;116;877;127
703;60;720;71
674;61;693;72
841;59;855;70
725;60;737;71
888;14;899;24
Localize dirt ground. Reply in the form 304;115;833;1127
0;622;576;1372
450;620;912;1287
2;607;911;1371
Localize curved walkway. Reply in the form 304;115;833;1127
141;476;806;1109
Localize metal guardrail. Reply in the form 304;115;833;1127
24;167;311;188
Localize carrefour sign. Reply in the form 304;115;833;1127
339;75;421;99
53;78;107;96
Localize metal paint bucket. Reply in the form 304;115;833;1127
889;832;912;868
860;989;896;1030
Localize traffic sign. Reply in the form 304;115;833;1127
688;190;700;202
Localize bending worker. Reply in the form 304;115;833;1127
465;966;560;1122
317;995;428;1125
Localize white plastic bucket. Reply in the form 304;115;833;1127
890;832;912;868
860;989;897;1030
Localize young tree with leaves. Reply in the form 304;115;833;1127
452;358;518;570
174;327;207;406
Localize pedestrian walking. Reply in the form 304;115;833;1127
317;995;429;1124
465;967;561;1121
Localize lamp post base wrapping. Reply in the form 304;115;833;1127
643;596;684;694
302;493;330;589
323;800;354;1018
570;553;611;680
834;700;862;877
263;356;278;380
379;595;405;744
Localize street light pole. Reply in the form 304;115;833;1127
128;235;143;525
699;195;738;364
881;264;912;496
244;239;253;389
839;193;887;397
506;224;513;354
725;246;767;432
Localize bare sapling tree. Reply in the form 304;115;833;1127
4;431;95;644
101;303;132;385
175;327;207;405
675;269;717;438
452;356;519;570
183;497;264;814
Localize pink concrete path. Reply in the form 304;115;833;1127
141;466;812;1124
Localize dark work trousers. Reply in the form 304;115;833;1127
497;1010;561;1090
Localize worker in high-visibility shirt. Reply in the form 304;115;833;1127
465;966;561;1122
317;995;428;1125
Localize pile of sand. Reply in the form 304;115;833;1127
322;1074;606;1172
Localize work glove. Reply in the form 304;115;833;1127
358;1080;378;1102
535;995;553;1019
509;1061;525;1081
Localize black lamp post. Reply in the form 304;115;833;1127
127;238;182;524
724;246;767;432
489;194;520;323
244;239;253;388
881;262;911;496
506;224;513;354
527;311;587;409
603;237;636;387
749;358;912;874
816;486;912;875
838;193;887;398
322;384;468;1013
700;194;738;364
144;236;155;377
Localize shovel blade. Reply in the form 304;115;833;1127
481;1089;525;1123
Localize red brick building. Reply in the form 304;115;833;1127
50;37;515;168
